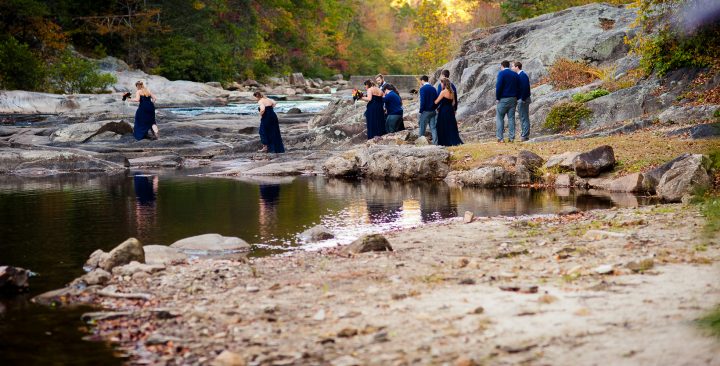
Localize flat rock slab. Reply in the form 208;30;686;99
143;245;189;265
170;233;250;252
243;160;316;176
128;155;183;168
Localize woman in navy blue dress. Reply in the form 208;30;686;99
434;79;463;146
360;79;386;139
130;81;158;140
254;91;285;153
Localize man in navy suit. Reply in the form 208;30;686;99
512;61;532;141
375;74;388;92
418;75;439;144
495;60;521;142
436;69;457;110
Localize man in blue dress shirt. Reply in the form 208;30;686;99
418;75;438;144
495;60;521;142
512;61;532;141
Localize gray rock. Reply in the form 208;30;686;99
544;152;580;170
690;122;720;139
286;107;302;114
127;155;183;168
289;73;306;87
415;136;429;146
32;287;81;306
0;148;126;175
112;261;165;277
643;153;691;193
332;74;344;81
516;150;544;172
657;105;719;124
205;81;223;89
445;166;515;187
80;268;112;286
98;237;145;271
657;154;711;202
607;172;645;193
323;155;362;177
170;233;250;252
573;145;615;178
346;234;393;254
85;249;110;269
298;225;335;242
243;79;261;87
323;146;450;181
0;266;31;293
143;245;188;265
555;174;574;187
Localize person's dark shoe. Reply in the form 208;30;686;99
497;139;504;143
521;137;529;142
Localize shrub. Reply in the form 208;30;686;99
548;58;599;90
47;50;117;93
572;89;610;103
544;101;593;131
0;36;45;91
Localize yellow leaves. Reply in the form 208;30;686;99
193;1;206;10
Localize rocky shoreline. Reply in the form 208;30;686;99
30;202;720;365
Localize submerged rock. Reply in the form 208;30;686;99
0;266;32;293
170;233;250;252
298;225;335;242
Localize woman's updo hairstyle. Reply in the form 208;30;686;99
363;79;375;88
253;91;264;98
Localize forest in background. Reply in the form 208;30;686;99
0;0;653;91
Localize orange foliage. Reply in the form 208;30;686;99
548;58;599;90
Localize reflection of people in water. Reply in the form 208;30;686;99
258;184;280;241
365;181;403;225
133;174;158;238
419;182;456;222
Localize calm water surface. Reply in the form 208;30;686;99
0;171;655;364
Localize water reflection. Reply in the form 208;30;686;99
133;174;158;238
258;184;281;242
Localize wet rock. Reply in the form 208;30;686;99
111;261;165;277
97;238;145;271
657;154;711;203
170;233;250;252
544;152;580;170
445;166;515;187
243;160;315;176
286;107;302;114
31;287;81;306
0;266;31;293
143;245;188;265
127;155;183;168
85;249;110;270
298;225;335;242
0;148;125;175
572;145;616;178
212;350;246;366
607;172;645;193
346;234;393;254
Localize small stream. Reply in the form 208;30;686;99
0;171;657;364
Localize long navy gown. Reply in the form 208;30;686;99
364;95;386;139
259;106;285;153
133;95;156;140
436;97;463;146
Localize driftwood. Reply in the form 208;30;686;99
97;289;153;300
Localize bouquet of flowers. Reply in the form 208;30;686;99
122;92;132;101
351;88;365;101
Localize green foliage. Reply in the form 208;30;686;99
544;101;593;131
47;51;117;93
572;89;610;103
627;0;720;75
0;36;45;91
697;306;720;338
714;108;720;119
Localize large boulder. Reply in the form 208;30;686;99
572;145;616;177
607;173;645;193
642;153;691;193
170;233;250;252
544;152;580;170
323;154;362;178
323;146;450;181
657;154;711;202
0;266;31;293
50;121;133;143
445;166;515;187
99;238;145;271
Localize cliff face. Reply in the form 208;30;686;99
437;4;636;132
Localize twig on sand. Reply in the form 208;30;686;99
97;289;153;300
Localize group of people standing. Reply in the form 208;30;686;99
495;60;532;142
362;72;463;146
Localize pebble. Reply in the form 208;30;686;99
313;309;326;321
594;264;614;275
246;285;260;293
463;211;474;223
